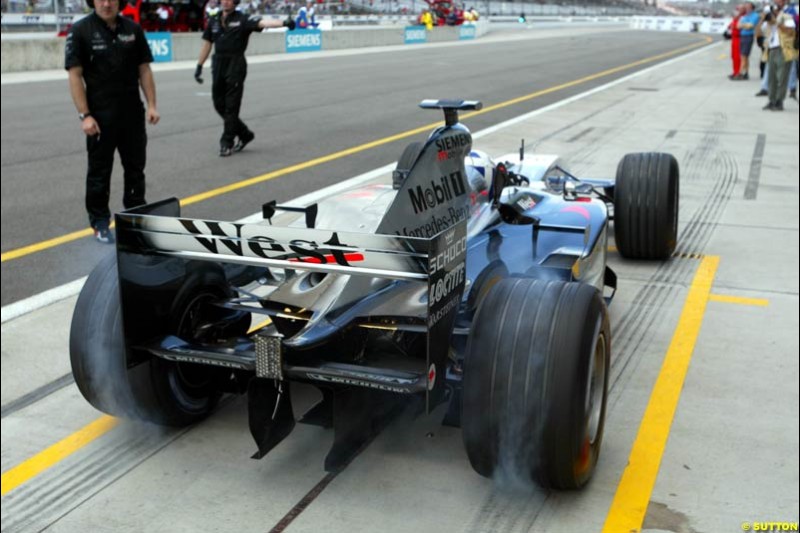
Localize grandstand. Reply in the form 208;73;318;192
1;0;670;18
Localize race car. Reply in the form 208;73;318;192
70;99;679;489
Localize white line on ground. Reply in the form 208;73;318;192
1;276;87;324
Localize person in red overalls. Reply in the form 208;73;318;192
727;5;744;79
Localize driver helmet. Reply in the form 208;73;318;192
464;149;494;194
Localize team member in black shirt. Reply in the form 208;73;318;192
65;0;160;243
194;0;295;157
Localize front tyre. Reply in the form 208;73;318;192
614;152;679;259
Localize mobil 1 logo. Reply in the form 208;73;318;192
408;170;467;215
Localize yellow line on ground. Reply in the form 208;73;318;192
0;317;273;496
602;255;720;533
1;36;712;265
709;293;769;307
718;53;728;60
1;415;118;496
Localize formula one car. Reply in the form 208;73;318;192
70;100;679;489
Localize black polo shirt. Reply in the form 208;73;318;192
65;12;153;110
202;11;262;56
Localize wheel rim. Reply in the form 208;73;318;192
169;291;225;402
585;322;606;446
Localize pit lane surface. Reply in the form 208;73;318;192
2;26;699;306
3;28;799;533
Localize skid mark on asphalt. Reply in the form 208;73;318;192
462;486;548;533
0;421;190;533
680;111;726;181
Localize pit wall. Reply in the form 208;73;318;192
629;16;732;34
0;20;489;73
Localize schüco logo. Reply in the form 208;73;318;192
287;33;321;48
408;171;467;214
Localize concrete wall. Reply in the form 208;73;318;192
0;20;489;73
1;38;68;72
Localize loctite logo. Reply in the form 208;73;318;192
408;171;467;214
429;263;466;306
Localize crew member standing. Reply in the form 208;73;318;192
194;0;295;157
66;0;160;243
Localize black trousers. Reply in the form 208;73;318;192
85;102;147;228
212;55;253;148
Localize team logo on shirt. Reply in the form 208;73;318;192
118;33;135;43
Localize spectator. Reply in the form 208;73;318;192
194;0;295;156
463;6;475;21
420;8;433;30
755;8;769;83
120;0;140;22
737;2;760;79
155;2;171;30
787;61;798;99
726;5;743;79
754;5;799;100
763;0;798;110
65;0;160;243
295;0;317;28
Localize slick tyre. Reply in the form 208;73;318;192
70;253;226;426
462;278;610;489
614;152;679;259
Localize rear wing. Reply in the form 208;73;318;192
117;198;433;281
115;198;467;408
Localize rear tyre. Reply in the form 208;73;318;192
69;253;228;426
614;152;679;259
462;278;610;489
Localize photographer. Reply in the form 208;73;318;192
763;0;798;111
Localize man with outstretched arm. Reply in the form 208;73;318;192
195;0;295;157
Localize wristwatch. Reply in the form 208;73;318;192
78;112;91;121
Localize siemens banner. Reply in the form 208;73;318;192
404;26;427;44
459;24;476;40
286;29;322;53
145;32;173;62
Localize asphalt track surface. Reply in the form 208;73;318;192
0;28;705;306
3;26;799;533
